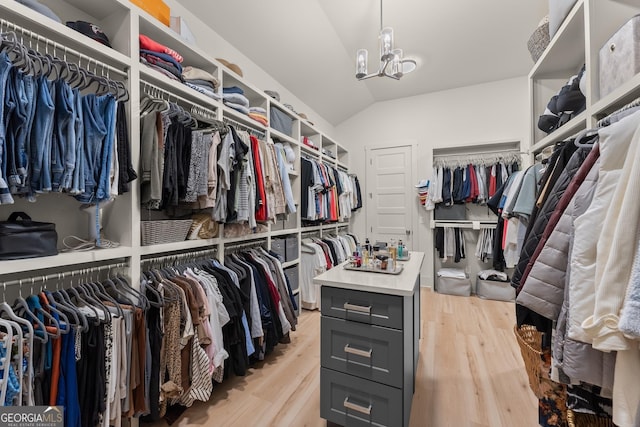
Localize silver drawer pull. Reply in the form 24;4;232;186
343;397;372;416
343;302;371;314
344;344;372;358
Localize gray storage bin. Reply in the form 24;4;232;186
270;107;293;136
434;204;466;220
436;274;471;297
283;213;297;230
271;238;286;261
284;265;299;292
271;219;284;231
285;236;299;261
476;278;515;302
600;15;640;98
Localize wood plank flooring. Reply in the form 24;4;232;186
150;289;538;427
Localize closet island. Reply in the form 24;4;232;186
315;251;424;427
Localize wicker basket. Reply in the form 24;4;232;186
141;220;193;246
567;410;616;427
514;324;544;398
528;16;551;63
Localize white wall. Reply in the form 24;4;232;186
163;0;335;134
335;76;529;286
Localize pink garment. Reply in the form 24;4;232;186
139;34;183;63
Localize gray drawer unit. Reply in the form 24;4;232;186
321;316;403;388
284;265;299;292
321;367;402;427
321;286;403;330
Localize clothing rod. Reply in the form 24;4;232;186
140;80;218;118
433;149;524;158
1;261;128;289
0;19;129;78
223;117;265;136
141;247;218;265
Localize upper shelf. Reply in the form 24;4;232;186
529;0;585;79
529;110;587;154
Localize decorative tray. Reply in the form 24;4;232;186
343;264;404;275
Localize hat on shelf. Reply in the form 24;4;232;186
265;90;280;101
216;58;243;77
66;21;112;48
299;112;314;125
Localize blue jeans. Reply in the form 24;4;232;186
71;89;84;195
0;52;14;204
6;68;32;194
96;94;116;202
75;94;107;203
30;76;55;193
52;80;74;191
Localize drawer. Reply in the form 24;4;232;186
321;367;403;427
321;286;403;330
284;265;299;292
321;316;403;388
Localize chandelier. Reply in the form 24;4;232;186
355;0;417;80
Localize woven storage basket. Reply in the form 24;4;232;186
528;16;551;63
567;410;616;427
514;324;544;398
141;220;193;245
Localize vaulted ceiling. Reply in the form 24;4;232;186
180;0;547;125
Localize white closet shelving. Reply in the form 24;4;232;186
528;0;640;155
0;0;352;317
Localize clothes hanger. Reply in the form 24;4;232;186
12;288;49;343
0;302;29;406
57;288;100;327
0;318;15;406
37;292;71;335
47;290;86;333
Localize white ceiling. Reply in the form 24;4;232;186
179;0;547;126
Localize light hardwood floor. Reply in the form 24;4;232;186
150;289;538;427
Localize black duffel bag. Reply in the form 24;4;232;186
0;212;58;260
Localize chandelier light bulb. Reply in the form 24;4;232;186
391;48;403;78
356;49;368;79
379;27;394;61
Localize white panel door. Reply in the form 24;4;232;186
365;145;414;248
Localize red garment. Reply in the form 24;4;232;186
502;220;509;250
488;165;497;197
139;34;183;63
251;136;268;221
39;293;62;406
466;164;479;202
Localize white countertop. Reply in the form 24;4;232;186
313;251;425;296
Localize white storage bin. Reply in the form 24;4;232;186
436;270;471;297
476;278;515;302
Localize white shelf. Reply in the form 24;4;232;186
529;0;585;79
337;161;349;170
300;143;321;158
592;72;640;118
139;239;220;256
271;229;298;237
529;110;587;154
139;66;221;110
270;128;298;146
0;247;133;275
283;259;300;268
0;0;132;68
430;220;497;230
221;105;268;132
222;232;271;244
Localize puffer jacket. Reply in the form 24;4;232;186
552;157;616;394
514;146;591;330
517;146;600;321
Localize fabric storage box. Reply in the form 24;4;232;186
284;265;299;293
436;271;471;297
600;15;640;98
434;204;466;220
271;219;285;231
130;0;170;26
270;107;293;136
549;0;577;38
476;278;515;302
283;213;297;230
285;236;299;262
271;238;286;260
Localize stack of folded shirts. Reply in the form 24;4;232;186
415;179;429;206
182;66;221;100
248;107;268;126
139;34;184;82
223;86;250;114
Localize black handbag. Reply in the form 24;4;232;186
0;212;58;260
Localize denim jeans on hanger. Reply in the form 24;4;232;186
0;52;14;204
51;80;75;192
71;88;84;195
6;68;31;194
96;94;116;202
75;93;107;203
30;76;55;194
